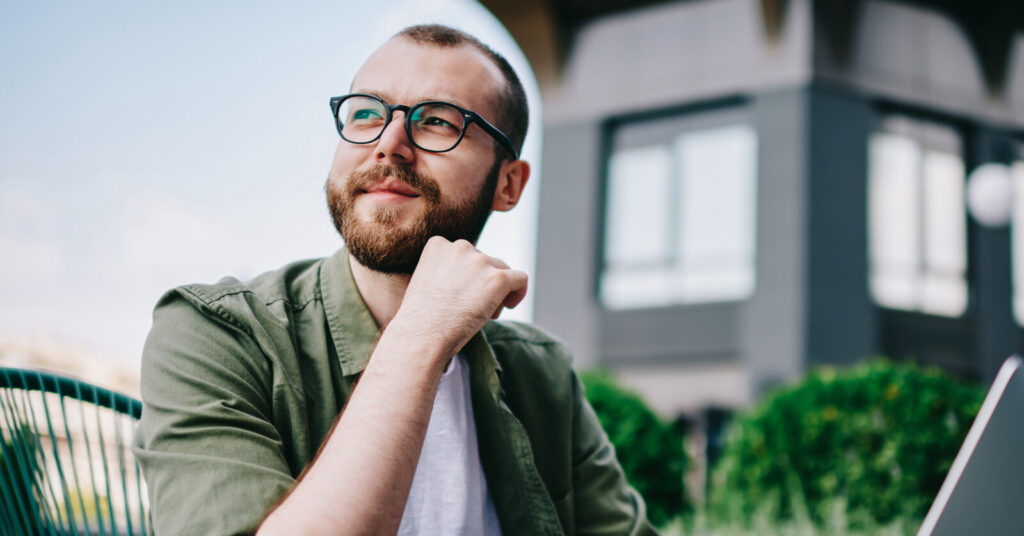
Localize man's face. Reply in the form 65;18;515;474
326;37;508;274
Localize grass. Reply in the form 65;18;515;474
657;493;922;536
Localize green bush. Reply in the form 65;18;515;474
707;359;983;531
580;370;688;526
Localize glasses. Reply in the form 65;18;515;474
330;93;518;159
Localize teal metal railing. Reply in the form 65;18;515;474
0;367;149;535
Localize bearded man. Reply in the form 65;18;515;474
133;24;656;536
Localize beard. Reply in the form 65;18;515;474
326;159;501;275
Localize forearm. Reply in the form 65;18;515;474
258;321;451;535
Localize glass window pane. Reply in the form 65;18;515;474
919;273;968;316
922;151;966;276
679;268;754;303
1013;160;1024;325
868;117;967;318
604;145;672;267
674;125;757;302
871;271;917;310
869;132;922;309
602;267;677;310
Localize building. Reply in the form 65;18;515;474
481;0;1024;416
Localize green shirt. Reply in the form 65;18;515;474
133;249;656;535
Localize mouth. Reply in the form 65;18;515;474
360;178;421;199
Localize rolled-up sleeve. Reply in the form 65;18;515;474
132;291;294;535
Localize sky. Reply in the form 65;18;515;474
0;1;542;365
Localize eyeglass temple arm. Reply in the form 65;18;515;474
471;114;518;160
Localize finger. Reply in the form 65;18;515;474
503;288;526;310
424;235;453;251
500;271;529;310
490;271;528;320
491;290;525;320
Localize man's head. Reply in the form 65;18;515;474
325;24;531;275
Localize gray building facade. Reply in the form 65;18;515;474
483;0;1024;415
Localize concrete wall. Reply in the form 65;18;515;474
534;120;603;367
742;89;809;391
816;0;1024;129
544;0;812;125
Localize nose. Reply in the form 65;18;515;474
374;110;415;164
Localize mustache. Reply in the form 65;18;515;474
345;164;441;203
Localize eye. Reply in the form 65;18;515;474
350;107;383;122
410;104;463;133
422;115;457;129
340;96;386;126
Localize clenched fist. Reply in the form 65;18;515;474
387;236;528;361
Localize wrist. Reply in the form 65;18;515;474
376;314;455;375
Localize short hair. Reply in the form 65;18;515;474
396;24;528;158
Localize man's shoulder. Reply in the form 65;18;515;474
143;256;334;398
165;257;326;317
483;320;575;378
483;320;565;348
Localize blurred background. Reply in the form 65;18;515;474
4;0;1024;533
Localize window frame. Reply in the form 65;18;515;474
867;111;971;318
596;97;758;312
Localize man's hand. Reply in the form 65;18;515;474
389;236;528;360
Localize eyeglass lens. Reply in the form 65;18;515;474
337;96;466;152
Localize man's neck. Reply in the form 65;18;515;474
348;256;412;329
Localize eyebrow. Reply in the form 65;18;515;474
351;88;471;110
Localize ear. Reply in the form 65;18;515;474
491;159;531;212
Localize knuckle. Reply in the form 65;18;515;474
485;269;508;289
471;254;492;270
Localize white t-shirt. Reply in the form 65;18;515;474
397;353;502;535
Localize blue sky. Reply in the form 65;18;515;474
0;1;542;364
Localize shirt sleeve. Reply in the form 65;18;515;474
570;369;660;536
132;291;295;536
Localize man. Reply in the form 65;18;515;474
133;24;655;535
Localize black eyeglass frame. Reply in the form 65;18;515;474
330;93;519;160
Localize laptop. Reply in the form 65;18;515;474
917;355;1024;535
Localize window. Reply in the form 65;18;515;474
600;110;758;310
1011;146;1024;325
868;116;967;316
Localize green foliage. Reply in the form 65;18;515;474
580;370;688;526
707;359;983;532
671;501;919;536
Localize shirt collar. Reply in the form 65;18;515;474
319;248;503;387
320;248;380;376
